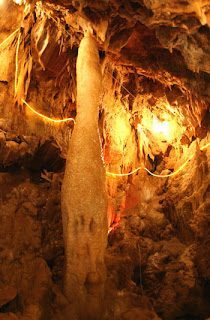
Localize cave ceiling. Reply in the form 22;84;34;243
0;0;209;160
18;0;210;90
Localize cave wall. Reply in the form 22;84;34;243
0;126;209;320
0;0;209;319
106;137;210;320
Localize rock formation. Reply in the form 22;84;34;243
0;0;209;319
61;31;107;319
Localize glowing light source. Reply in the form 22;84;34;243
19;99;209;177
15;32;21;94
15;33;75;124
152;118;170;137
11;20;209;180
106;166;143;177
108;219;120;234
106;142;210;178
21;99;75;123
111;113;131;153
13;0;25;5
0;29;19;49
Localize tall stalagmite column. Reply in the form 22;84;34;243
61;31;107;319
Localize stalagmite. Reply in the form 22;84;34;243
61;30;107;319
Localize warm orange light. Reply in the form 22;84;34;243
112;113;130;152
21;99;75;124
153;118;170;137
106;166;143;177
15;32;21;94
139;109;183;143
145;141;210;177
11;27;209;180
200;142;210;151
15;34;75;124
13;0;25;4
106;142;210;178
0;29;19;48
108;215;121;234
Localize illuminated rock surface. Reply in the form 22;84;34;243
61;31;107;319
0;0;209;319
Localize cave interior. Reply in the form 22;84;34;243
0;0;209;319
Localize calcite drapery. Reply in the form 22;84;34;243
61;31;107;319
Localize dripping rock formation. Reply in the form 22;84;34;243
0;0;209;319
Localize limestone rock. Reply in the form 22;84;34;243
0;131;6;151
0;285;17;308
122;307;160;320
0;119;8;132
0;313;19;320
30;138;65;172
0;0;209;319
2;141;19;167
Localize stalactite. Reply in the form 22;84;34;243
61;30;107;320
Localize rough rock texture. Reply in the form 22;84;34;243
105;136;210;320
61;32;107;319
1;0;209;147
0;167;75;320
0;129;161;319
0;0;209;319
0;124;209;319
